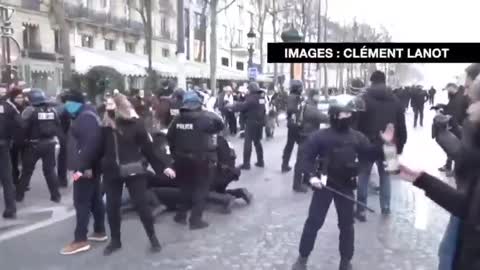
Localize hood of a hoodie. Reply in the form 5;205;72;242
365;83;395;102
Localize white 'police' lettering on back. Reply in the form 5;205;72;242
0;105;4;114
176;123;194;130
38;112;55;120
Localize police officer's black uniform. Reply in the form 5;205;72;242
229;82;266;170
292;98;384;270
17;89;61;202
167;91;224;230
0;98;20;218
282;80;304;172
292;89;329;192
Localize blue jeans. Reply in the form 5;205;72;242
438;215;460;270
357;160;391;213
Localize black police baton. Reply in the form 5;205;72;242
321;185;376;213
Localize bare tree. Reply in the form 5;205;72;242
130;0;153;74
254;0;269;71
49;0;71;88
205;0;237;96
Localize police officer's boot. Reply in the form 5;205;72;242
281;163;292;173
239;164;251;170
149;235;162;253
291;256;308;270
255;161;264;168
339;259;353;270
173;212;188;225
189;220;209;230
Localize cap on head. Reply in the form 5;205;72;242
63;89;86;104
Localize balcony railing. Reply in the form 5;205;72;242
64;3;144;34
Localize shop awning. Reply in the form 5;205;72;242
73;47;147;77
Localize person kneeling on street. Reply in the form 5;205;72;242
100;94;176;256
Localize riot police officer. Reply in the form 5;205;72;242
291;98;392;270
0;95;21;218
282;80;304;172
16;89;61;202
228;82;266;170
167;91;224;230
292;89;329;193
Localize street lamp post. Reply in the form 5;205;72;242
247;27;256;81
0;5;20;90
281;24;302;81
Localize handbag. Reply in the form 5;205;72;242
113;131;146;178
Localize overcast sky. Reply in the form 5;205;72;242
326;0;478;86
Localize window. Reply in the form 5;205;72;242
221;57;229;67
160;15;168;35
81;34;93;48
22;24;40;51
54;29;61;53
161;48;170;57
125;42;135;53
222;24;227;41
194;12;202;30
236;61;244;71
237;29;243;46
105;39;115;50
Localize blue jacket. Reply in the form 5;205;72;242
67;104;102;172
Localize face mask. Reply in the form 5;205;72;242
332;117;351;132
64;101;82;117
107;110;115;119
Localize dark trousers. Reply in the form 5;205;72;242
224;111;237;135
282;128;299;167
243;124;264;165
413;106;424;127
57;137;68;186
17;142;60;199
175;158;215;223
0;145;16;213
293;138;306;189
10;143;22;186
105;175;155;243
73;175;105;242
429;95;435;105
299;185;355;261
239;113;246;131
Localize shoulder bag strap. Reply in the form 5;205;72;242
113;131;120;166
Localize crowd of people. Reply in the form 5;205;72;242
1;63;480;270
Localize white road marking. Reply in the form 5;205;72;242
0;205;75;242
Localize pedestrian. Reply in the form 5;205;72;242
217;85;237;135
281;80;304;172
60;89;107;255
6;87;26;189
167;91;224;229
0;89;22;219
16;89;61;203
438;83;470;176
355;71;407;221
410;85;429;127
291;98;394;270
428;86;437;105
102;94;175;255
228;82;266;170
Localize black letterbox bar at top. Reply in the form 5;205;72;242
267;42;480;63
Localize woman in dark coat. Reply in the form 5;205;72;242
399;71;480;270
100;94;175;256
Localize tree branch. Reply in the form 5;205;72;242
216;0;236;14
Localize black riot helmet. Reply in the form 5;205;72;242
290;80;303;95
172;88;185;102
348;78;365;96
328;96;366;131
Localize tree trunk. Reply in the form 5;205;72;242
145;0;153;73
209;0;218;95
176;0;186;89
271;0;278;87
51;0;71;89
315;0;322;90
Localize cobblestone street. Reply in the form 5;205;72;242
0;107;453;270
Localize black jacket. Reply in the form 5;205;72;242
67;105;103;173
358;83;407;154
446;91;469;128
230;92;266;126
100;119;170;178
410;88;428;108
0;99;22;141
